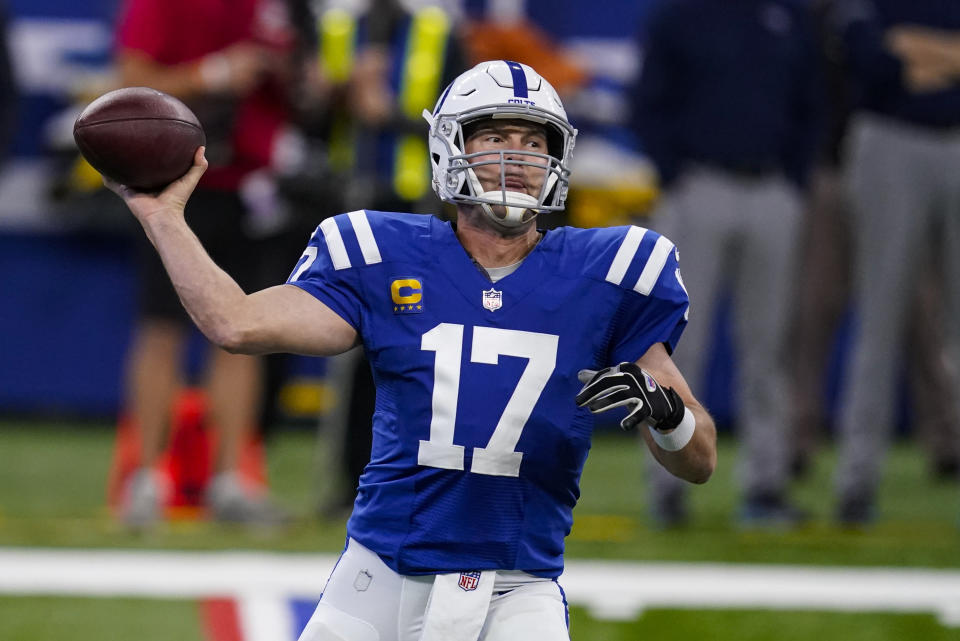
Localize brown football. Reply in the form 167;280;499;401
73;87;205;191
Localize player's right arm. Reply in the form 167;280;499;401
106;147;359;357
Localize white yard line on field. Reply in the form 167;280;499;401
0;548;959;627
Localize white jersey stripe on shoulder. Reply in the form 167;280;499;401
319;217;351;270
634;235;675;295
605;226;647;286
347;210;383;265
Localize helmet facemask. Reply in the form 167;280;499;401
448;114;569;226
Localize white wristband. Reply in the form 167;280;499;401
648;406;695;451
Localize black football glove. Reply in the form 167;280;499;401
575;362;685;432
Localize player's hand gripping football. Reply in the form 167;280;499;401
576;362;685;432
103;146;208;224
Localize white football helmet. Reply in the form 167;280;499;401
423;60;577;227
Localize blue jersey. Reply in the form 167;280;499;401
287;211;688;578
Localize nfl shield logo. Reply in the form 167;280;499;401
482;288;502;311
458;571;481;592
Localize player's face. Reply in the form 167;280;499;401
464;119;550;200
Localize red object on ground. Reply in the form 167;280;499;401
202;597;245;641
165;388;212;507
107;388;267;517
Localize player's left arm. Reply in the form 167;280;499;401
577;342;716;484
634;342;716;483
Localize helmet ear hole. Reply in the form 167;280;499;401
543;182;558;204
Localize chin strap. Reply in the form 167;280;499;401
477;191;537;226
467;167;550;227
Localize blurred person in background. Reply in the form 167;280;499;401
632;0;821;528
788;0;960;485
830;0;960;526
0;0;15;166
310;0;469;518
113;0;312;529
785;0;854;479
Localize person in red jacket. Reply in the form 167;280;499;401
113;0;297;529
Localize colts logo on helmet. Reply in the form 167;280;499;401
391;278;423;314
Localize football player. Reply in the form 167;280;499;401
107;60;717;641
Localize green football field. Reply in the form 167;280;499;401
1;420;958;640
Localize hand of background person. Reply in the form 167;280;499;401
885;26;960;92
902;60;955;92
198;42;275;95
294;57;335;114
349;46;394;126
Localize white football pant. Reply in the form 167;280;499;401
297;538;570;641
